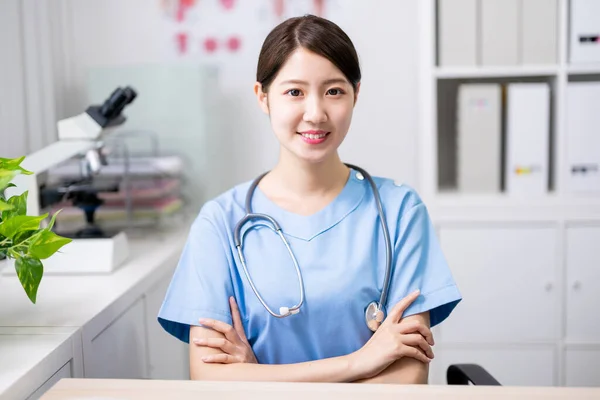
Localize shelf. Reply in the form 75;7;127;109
567;64;600;75
435;66;560;79
426;192;600;223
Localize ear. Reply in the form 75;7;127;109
254;82;269;114
353;82;361;106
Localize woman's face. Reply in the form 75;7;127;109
255;47;360;165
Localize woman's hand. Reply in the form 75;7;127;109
192;296;258;364
349;290;435;381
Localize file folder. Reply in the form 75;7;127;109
566;82;600;192
505;83;550;194
438;0;478;66
481;0;519;66
521;0;558;64
570;0;600;64
457;84;502;193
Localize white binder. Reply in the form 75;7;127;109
521;0;558;64
481;0;519;66
570;0;600;64
505;83;550;195
566;82;600;192
457;84;502;193
438;0;478;66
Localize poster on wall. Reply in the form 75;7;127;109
159;0;343;63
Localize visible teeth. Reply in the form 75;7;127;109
302;133;326;139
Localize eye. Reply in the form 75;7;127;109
285;89;302;97
326;88;345;96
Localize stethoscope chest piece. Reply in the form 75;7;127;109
365;301;385;332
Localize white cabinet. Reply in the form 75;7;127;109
566;226;600;343
437;225;560;344
145;275;189;380
84;297;149;379
565;347;600;387
430;346;556;386
26;362;72;400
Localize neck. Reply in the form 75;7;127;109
267;149;350;198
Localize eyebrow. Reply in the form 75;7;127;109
278;78;349;86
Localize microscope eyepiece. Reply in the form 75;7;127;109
99;86;137;119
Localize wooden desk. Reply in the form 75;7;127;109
41;379;600;400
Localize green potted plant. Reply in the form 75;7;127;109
0;156;72;304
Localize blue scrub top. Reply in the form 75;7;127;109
158;168;462;364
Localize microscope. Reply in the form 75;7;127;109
5;86;137;274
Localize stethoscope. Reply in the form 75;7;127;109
233;163;392;332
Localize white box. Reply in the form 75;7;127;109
2;232;129;275
457;84;502;193
505;83;550;194
570;0;600;64
566;82;600;192
481;0;519;66
521;0;558;64
438;0;478;66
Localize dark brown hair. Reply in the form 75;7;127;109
256;14;361;93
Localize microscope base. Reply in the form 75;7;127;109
2;231;129;275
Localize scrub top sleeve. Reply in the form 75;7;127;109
157;214;234;343
386;201;462;328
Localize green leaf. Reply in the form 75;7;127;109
0;200;13;212
0;213;48;239
15;256;43;304
0;169;19;191
13;229;39;245
0;156;32;175
29;230;71;260
46;209;62;232
1;191;27;220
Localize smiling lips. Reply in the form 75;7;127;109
298;130;329;144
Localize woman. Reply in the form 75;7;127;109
158;14;461;384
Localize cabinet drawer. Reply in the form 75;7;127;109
438;225;560;343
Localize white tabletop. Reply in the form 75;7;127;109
0;223;190;328
0;221;192;399
0;327;79;400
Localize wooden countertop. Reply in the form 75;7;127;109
41;379;600;400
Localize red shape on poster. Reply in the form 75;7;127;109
176;0;196;22
220;0;235;10
176;32;188;54
204;37;218;53
226;36;241;52
313;0;324;17
273;0;284;18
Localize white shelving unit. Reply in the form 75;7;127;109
418;0;600;387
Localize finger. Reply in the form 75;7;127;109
400;334;434;359
198;318;240;344
397;320;434;346
201;353;237;364
401;345;432;364
229;296;248;343
192;337;237;354
388;290;420;322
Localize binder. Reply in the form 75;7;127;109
521;0;558;64
438;0;478;66
481;0;519;66
456;84;502;193
505;83;550;195
566;82;600;192
570;0;600;64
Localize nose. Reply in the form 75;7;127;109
303;96;328;124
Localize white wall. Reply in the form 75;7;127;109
54;0;420;195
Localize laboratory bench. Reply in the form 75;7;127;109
0;221;192;399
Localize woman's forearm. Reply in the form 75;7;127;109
191;354;359;383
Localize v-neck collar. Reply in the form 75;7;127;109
250;168;368;241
